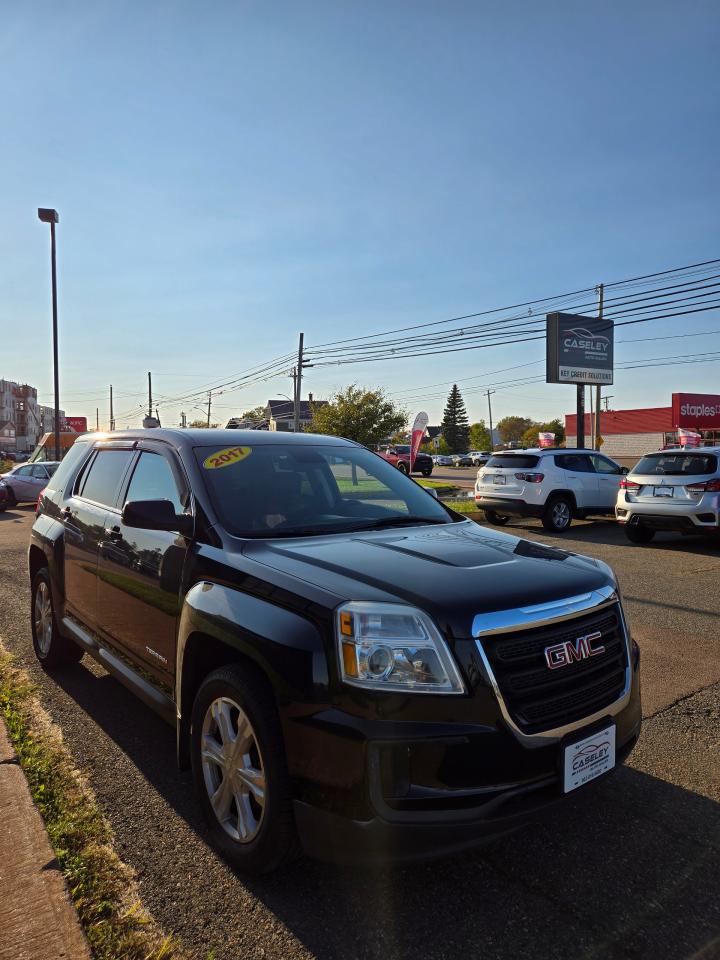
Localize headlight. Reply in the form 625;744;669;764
335;601;465;694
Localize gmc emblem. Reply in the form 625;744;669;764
544;631;605;670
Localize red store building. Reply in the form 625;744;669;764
565;392;720;463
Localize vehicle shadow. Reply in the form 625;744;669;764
492;515;720;557
51;663;720;960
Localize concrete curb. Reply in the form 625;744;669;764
0;718;91;960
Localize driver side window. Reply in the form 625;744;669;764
591;455;620;475
125;452;185;514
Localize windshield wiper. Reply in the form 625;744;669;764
352;516;450;531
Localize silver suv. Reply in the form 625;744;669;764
475;449;627;533
616;447;720;543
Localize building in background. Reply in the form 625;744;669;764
0;380;40;452
565;392;720;463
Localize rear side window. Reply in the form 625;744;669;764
634;452;718;476
44;442;91;494
555;454;595;473
79;450;136;507
486;454;540;469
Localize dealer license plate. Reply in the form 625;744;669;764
493;474;506;485
563;724;616;794
654;486;673;497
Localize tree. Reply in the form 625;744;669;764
520;418;566;448
240;405;266;422
440;385;470;453
310;385;407;447
497;416;533;444
188;419;221;429
469;420;491;451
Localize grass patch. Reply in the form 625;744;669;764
442;498;484;515
0;647;188;960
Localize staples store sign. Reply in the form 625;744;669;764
672;393;720;428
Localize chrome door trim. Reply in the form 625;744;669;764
473;589;632;747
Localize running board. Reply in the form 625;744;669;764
61;617;176;726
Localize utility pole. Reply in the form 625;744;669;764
96;408;99;431
602;395;614;412
180;411;186;428
109;384;115;431
576;385;585;448
155;406;161;426
294;332;304;432
37;209;61;461
148;371;153;419
595;283;604;450
206;391;212;428
484;389;495;450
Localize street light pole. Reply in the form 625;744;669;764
38;208;61;461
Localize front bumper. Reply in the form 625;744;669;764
288;649;642;865
474;496;545;519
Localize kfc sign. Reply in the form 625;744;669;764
672;393;720;429
62;416;88;433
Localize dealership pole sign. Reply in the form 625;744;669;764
546;313;614;385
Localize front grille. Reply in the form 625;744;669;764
481;606;628;734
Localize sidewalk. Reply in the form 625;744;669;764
0;718;90;960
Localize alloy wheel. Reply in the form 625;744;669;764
34;581;53;655
552;501;571;529
201;697;266;843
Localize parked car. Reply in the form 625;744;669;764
469;451;491;467
475;449;628;532
30;429;640;873
0;461;59;508
433;454;454;467
616;446;720;543
452;453;474;467
378;444;434;476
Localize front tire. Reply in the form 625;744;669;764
190;664;298;875
624;523;655;544
485;510;510;526
542;496;574;533
397;462;408;475
31;569;84;668
421;469;432;477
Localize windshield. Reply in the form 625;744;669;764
634;452;718;476
195;443;456;537
394;445;411;454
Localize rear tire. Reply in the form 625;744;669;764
397;462;408;475
624;524;655;544
485;510;510;526
190;663;299;875
421;469;432;477
3;487;16;510
542;496;573;533
31;569;84;668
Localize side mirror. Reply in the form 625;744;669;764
122;499;193;537
620;466;629;475
425;487;439;499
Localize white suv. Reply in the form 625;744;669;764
616;446;720;543
474;449;627;533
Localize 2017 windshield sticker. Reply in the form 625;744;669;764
203;447;252;470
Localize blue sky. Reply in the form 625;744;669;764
1;0;718;430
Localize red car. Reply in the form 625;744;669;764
378;444;434;476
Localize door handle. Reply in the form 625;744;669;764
105;525;122;542
62;506;72;518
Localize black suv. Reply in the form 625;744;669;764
30;430;641;873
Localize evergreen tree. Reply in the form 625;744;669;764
441;384;470;453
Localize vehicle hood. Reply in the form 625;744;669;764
241;520;616;639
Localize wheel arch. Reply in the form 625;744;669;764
545;488;578;510
176;581;327;769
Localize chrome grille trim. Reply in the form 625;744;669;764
474;590;632;747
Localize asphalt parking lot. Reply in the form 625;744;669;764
1;506;718;960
